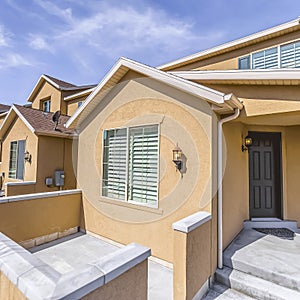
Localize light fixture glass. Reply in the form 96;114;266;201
172;144;183;171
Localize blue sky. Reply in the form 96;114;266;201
1;0;300;105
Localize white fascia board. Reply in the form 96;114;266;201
12;105;35;133
26;75;60;102
42;75;61;89
64;87;95;101
158;18;300;70
0;106;35;139
66;57;227;128
171;69;300;81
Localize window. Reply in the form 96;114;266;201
42;99;51;112
252;47;278;69
280;41;300;68
9;140;26;180
238;55;250;69
78;101;83;108
102;125;159;207
238;40;300;70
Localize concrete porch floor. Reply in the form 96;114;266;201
223;227;300;294
29;232;173;300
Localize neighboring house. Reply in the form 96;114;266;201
0;75;95;196
64;17;300;299
28;74;96;115
0;104;11;125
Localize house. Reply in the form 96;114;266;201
64;17;300;299
2;17;300;300
0;75;95;196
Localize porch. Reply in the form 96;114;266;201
205;220;300;299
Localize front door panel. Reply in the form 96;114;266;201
248;132;282;218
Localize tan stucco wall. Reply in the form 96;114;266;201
82;260;147;300
1;117;38;186
167;30;300;71
285;126;300;224
67;96;86;116
77;77;214;262
173;220;211;300
221;120;300;247
31;81;64;113
36;136;76;192
0;272;26;300
0;193;81;243
222;122;248;248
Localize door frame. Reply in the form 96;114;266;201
248;131;283;219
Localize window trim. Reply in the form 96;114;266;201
8;140;25;180
101;123;160;209
238;39;300;70
42;99;51;112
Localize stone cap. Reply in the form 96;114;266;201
0;232;150;299
172;211;211;233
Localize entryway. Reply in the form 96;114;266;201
248;132;282;219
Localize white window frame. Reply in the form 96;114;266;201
42;99;51;112
238;39;300;70
101;124;160;208
8;140;25;180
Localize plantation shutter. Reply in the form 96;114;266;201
280;41;300;68
128;125;158;205
252;47;278;69
102;128;127;200
8;141;18;178
16;140;25;180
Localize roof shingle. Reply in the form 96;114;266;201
15;105;75;137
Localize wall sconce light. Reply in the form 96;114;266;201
172;144;183;171
24;151;32;163
242;136;252;152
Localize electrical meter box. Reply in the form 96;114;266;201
54;170;65;187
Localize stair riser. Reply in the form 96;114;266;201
216;268;300;300
223;258;300;292
243;221;299;232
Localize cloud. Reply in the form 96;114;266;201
33;0;73;23
0;53;32;70
31;2;224;64
28;34;54;53
0;25;12;47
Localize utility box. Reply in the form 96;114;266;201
54;170;65;187
45;177;53;186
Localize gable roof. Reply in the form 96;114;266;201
159;17;300;71
64;87;96;101
0;105;75;139
27;74;96;102
66;57;242;128
0;104;11;114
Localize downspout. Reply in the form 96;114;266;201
217;108;240;269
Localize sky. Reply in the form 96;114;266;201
1;0;300;105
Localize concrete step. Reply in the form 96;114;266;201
223;229;300;292
216;266;300;300
244;220;299;232
203;288;253;300
203;282;255;299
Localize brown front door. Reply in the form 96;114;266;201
248;132;282;218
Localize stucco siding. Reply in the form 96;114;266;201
77;77;214;262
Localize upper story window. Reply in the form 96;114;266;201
238;40;300;70
102;124;159;207
9;140;26;180
252;47;278;69
42;99;51;112
280;41;300;68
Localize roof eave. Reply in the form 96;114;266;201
158;17;300;71
66;57;232;128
